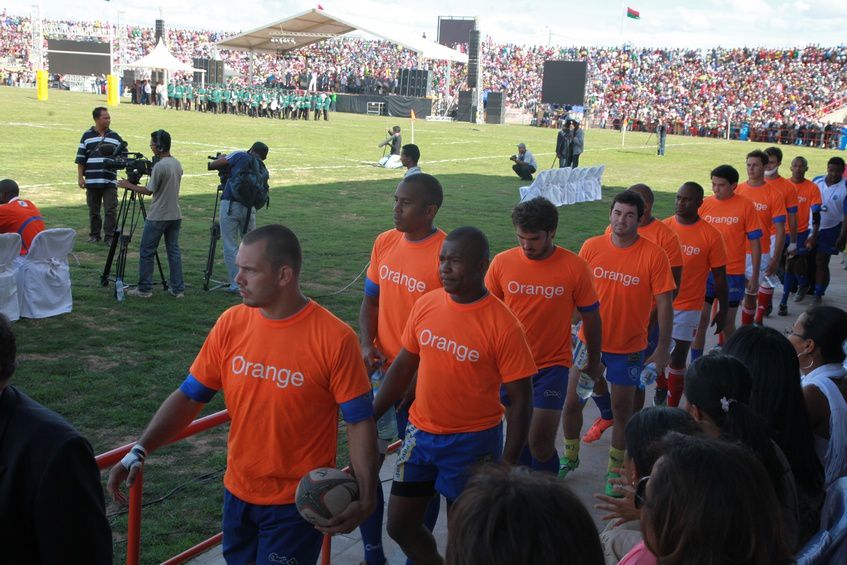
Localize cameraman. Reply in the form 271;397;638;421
510;143;537;181
117;130;185;299
75;107;124;244
378;126;403;169
207;141;270;293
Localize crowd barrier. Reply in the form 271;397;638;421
95;409;401;565
334;93;433;118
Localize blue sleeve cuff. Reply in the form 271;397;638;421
787;206;798;213
747;229;763;240
577;301;600;313
811;204;822;213
179;374;217;403
364;278;380;297
773;215;786;224
340;392;374;424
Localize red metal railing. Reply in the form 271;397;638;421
95;410;232;565
96;410;401;565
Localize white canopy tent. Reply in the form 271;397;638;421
124;38;206;87
215;7;467;95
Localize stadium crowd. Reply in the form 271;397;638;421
2;10;846;141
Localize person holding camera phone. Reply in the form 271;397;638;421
75;107;124;244
117;130;185;299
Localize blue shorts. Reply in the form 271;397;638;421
816;224;843;255
222;489;322;565
392;422;502;503
706;272;746;306
602;351;644;387
500;364;568;410
794;230;810;255
643;323;660;359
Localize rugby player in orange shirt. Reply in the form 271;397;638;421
374;227;535;564
661;182;728;406
693;164;762;358
736;150;788;325
359;173;445;565
486;197;602;474
565;192;676;496
108;225;379;564
779;156;822;313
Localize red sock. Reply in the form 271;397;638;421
717;332;725;346
667;367;686;407
755;287;774;324
741;306;755;326
656;369;668;389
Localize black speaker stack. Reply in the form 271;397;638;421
193;58;225;85
155;19;165;44
457;90;476;122
395;69;433;98
485;91;505;124
467;29;480;88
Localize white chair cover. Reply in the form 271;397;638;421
0;233;21;321
16;228;76;319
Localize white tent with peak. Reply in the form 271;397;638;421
124;38;205;82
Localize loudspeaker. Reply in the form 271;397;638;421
155;20;165;44
193;57;207;85
541;60;587;106
457;90;476;122
467;30;480;88
213;60;224;84
485;91;505;124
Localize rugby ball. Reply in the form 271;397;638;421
295;467;359;526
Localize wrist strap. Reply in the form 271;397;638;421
120;444;147;471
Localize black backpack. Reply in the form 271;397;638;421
229;154;269;210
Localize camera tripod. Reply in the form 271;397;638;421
101;187;168;296
203;183;229;291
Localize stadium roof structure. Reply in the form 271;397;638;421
215;8;469;64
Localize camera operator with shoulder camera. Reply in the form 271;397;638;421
378;126;403;169
207;141;270;293
117;130;185;299
75;107;124;244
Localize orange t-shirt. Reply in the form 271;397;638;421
766;176;799;236
486;246;598;369
699;194;763;275
790;178;823;233
663;216;728;311
365;229;446;363
189;302;371;505
735;181;787;254
606;218;684;268
578;235;676;354
402;289;536;434
0;198;45;255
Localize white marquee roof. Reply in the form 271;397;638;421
124;38;205;73
216;8;468;64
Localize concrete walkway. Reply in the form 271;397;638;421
188;253;847;564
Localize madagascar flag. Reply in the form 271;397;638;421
627;7;640;19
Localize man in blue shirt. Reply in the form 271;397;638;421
511;143;537;181
207;141;270;293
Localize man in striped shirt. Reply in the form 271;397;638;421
75;107;124;244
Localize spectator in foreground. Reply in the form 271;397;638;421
0;313;113;563
446;465;604;565
510;143;537;181
401;143;421;177
723;325;825;544
0;178;45;254
642;434;793;565
788;305;847;487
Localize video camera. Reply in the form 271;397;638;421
207;152;230;186
99;141;153;184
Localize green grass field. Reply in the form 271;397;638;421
2;86;841;563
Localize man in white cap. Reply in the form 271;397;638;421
511;143;538;181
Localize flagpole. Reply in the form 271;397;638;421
619;1;625;40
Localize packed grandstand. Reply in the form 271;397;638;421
1;10;846;143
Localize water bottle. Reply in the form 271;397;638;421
576;372;595;400
371;369;397;441
640;362;658;387
115;277;125;303
763;272;781;289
